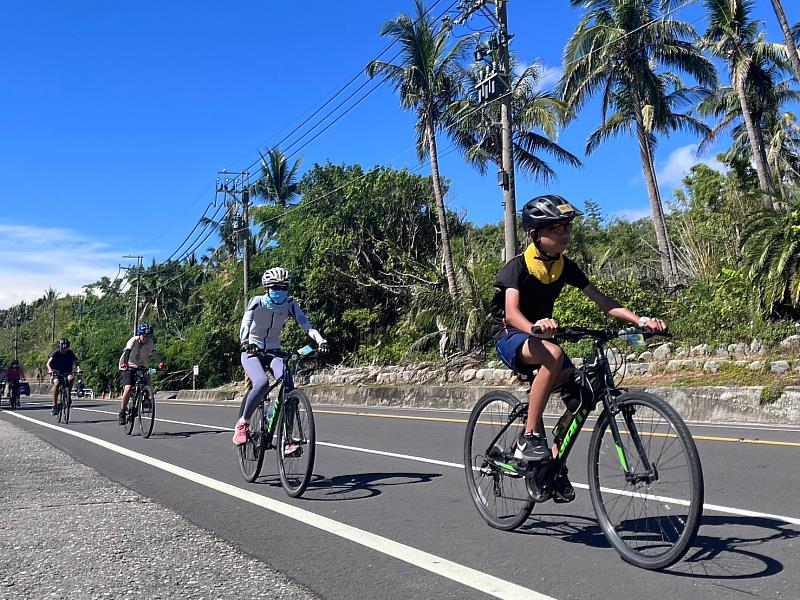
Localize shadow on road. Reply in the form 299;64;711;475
247;471;443;501
149;429;229;439
516;512;795;579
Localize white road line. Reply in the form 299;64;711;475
16;402;800;527
3;410;554;600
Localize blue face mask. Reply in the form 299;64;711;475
267;289;288;305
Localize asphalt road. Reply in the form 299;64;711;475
2;393;798;600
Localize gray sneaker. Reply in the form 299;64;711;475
514;432;549;462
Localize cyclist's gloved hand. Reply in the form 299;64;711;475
121;362;130;370
319;341;330;354
247;343;260;355
158;362;166;370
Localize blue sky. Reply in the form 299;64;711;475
0;0;795;308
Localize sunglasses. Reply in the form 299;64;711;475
270;284;289;291
544;222;572;234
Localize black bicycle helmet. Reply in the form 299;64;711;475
521;195;583;231
58;338;70;349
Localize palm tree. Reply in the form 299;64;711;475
698;53;800;199
250;147;302;249
702;0;787;205
561;0;717;284
254;147;302;208
741;189;800;312
770;0;800;82
367;0;472;298
448;60;582;225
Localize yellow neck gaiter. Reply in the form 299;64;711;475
524;243;564;284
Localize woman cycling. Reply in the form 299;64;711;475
233;267;329;445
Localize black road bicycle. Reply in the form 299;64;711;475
123;367;158;438
464;327;704;570
51;371;72;424
237;346;318;498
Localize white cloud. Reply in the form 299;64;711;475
537;64;563;90
0;223;124;309
513;61;563;91
612;207;652;222
656;144;726;188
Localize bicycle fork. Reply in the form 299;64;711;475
604;401;658;484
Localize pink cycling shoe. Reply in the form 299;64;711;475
232;418;249;445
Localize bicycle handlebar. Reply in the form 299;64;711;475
531;325;671;342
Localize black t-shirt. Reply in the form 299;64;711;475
49;349;78;373
490;254;590;339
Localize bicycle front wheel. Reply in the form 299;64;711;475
138;389;156;438
589;391;703;570
238;403;265;482
277;390;316;498
57;386;68;424
63;388;72;424
125;392;137;436
464;390;533;531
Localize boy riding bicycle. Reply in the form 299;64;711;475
490;195;666;501
118;324;166;425
233;267;329;445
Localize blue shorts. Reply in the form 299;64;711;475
495;331;574;374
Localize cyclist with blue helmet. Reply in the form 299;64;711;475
118;323;165;425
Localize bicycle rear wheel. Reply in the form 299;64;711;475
125;392;137;435
138;389;156;438
464;390;534;531
589;392;703;570
277;390;316;498
238;403;265;482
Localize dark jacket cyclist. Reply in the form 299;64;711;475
491;195;666;501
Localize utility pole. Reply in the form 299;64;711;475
456;0;515;260
241;179;251;307
122;255;143;334
495;0;517;261
70;296;86;324
217;170;251;308
11;305;31;361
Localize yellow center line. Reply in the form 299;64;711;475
314;409;800;448
57;399;800;448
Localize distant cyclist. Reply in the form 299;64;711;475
5;360;25;401
233;267;329;445
47;339;78;416
118;323;165;425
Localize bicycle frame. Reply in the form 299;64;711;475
482;329;658;487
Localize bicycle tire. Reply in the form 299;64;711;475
238;403;265;482
588;391;703;570
464;390;534;531
63;387;71;424
125;391;137;436
57;384;67;424
138;388;156;438
277;390;316;498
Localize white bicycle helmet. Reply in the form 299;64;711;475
262;267;290;287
